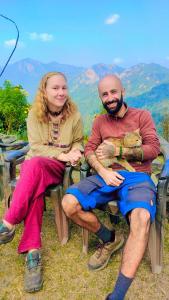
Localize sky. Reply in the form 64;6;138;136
0;0;169;68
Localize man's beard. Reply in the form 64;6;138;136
102;94;123;115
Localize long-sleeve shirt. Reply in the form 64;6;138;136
26;109;83;159
85;107;160;173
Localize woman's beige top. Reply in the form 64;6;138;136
26;109;83;159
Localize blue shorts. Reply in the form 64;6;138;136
66;171;157;222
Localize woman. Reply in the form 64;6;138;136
0;72;83;292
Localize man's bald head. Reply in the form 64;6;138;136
98;74;123;95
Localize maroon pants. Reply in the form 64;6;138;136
4;157;65;253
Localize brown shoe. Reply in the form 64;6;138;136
88;234;124;271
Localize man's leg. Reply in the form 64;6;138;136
62;194;100;232
106;207;150;300
121;208;150;277
62;194;124;270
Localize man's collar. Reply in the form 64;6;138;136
108;102;128;119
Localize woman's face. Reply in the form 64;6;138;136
45;75;68;111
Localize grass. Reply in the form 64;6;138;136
0;161;169;300
0;199;169;300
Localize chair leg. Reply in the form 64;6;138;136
51;188;69;245
148;220;163;274
82;228;89;254
1;161;11;207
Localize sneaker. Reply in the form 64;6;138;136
88;234;124;271
24;250;43;293
0;222;15;245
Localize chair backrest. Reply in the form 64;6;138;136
0;138;29;202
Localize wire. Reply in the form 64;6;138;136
0;14;19;78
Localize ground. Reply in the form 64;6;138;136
0;199;169;300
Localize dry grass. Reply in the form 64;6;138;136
0;199;169;300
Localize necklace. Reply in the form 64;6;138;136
47;108;63;117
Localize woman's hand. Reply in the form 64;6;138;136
99;168;124;186
68;149;83;166
58;149;82;166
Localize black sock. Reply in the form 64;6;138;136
107;272;133;300
96;224;115;243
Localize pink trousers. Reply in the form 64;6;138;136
4;156;65;253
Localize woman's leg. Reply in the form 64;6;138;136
3;156;65;253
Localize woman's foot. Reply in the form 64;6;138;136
24;250;43;293
0;221;15;244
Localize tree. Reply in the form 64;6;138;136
0;80;30;135
161;112;169;142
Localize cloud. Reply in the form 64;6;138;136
113;57;123;64
29;32;54;42
105;14;120;25
4;39;24;48
166;56;169;60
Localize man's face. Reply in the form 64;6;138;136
98;77;124;115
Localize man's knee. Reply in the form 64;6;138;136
130;208;150;234
62;194;81;218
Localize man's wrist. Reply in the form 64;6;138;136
99;165;108;177
114;146;120;157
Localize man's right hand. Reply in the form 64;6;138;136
99;168;125;186
86;153;124;186
96;140;117;160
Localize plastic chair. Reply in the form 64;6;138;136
0;140;74;245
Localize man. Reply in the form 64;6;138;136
62;75;160;299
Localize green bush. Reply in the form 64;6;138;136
0;80;30;139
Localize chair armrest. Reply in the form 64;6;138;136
80;161;90;171
62;161;91;192
0;134;16;144
156;137;169;223
159;159;169;179
156;175;168;223
0;141;28;151
4;144;30;162
62;164;77;192
80;161;90;179
158;135;169;161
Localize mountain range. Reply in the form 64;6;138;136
0;58;169;133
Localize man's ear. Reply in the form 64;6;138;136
122;88;125;97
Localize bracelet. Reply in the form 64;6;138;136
118;145;123;159
112;145;116;156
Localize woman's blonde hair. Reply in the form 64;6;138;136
32;71;77;123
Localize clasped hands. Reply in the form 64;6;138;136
66;149;83;166
58;149;83;166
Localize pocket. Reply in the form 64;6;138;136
127;181;156;204
77;175;104;195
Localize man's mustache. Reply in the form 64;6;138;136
105;99;118;106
